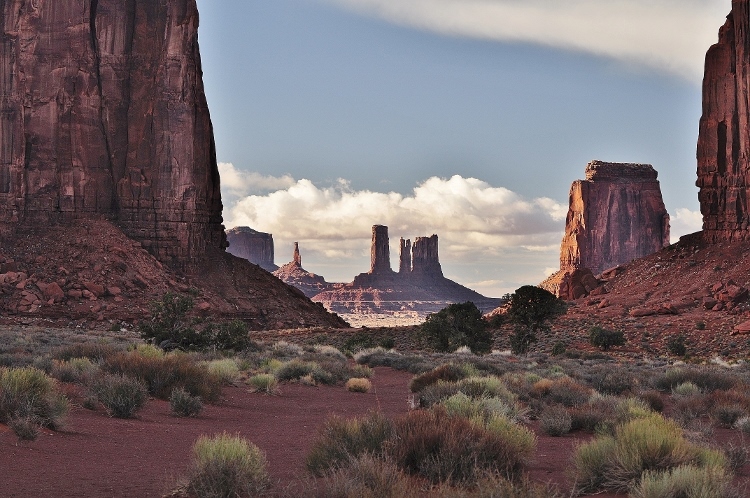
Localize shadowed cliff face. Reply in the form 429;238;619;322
226;227;278;272
0;0;224;269
698;1;750;242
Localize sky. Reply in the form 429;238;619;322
194;0;729;297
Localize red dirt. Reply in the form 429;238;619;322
1;367;748;497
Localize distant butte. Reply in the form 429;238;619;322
313;225;501;317
273;243;333;298
226;227;279;272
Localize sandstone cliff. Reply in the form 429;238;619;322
698;1;750;242
0;0;224;268
560;161;670;275
226;227;278;272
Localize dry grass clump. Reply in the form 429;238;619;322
0;366;68;433
91;373;148;419
103;350;222;402
202;359;241;386
246;374;279;395
170;387;203;417
307;412;394;476
51;341;122;362
388;408;535;484
409;362;477;392
306;454;420;498
49;357;99;384
630;465;739;498
539;404;572;436
345;378;372;393
653;367;737;393
572;413;728;494
353;347;432;373
184;432;270;498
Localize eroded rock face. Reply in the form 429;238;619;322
560;161;670;275
273;242;332;298
370;225;393;274
226;227;278;272
698;1;750;242
0;0;225;269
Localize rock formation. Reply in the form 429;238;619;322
542;161;670;299
226;227;278;272
273;243;333;298
316;225;501;317
697;1;750;242
0;0;225;269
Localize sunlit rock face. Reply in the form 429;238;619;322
560;161;670;275
697;1;750;242
226;227;278;272
0;0;225;269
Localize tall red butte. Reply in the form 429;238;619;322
698;0;750;241
0;0;224;269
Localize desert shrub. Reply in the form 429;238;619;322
502;372;539;402
506;285;567;355
203;359;241;385
9;415;41;442
631;465;737;498
572;413;726;494
275;359;331;384
52;341;122;362
712;403;747;428
551;341;567;356
589;366;635;395
421;302;492;354
417;377;517;412
342;333;395;355
671;395;709;426
734;416;750;434
569;397;618;432
91;373;148;418
0;366;68;430
50;357;99;384
204;319;252;352
313;345;347;360
307;412;394;476
271;340;304;358
246;374;279;395
345;378;372;393
387;408;535;484
653;367;736;393
539;404;572;436
186;432;270;498
638;390;665;413
666;334;688;357
170;387;203;417
353;348;431;373
545;377;593;407
309;453;419;498
723;443;748;473
409;363;473;393
672;381;701;397
588;326;626;351
440;392;522;423
430;473;565;498
103;350;222;402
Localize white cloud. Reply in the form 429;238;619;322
670;207;703;243
322;0;729;81
223;174;565;289
218;162;295;198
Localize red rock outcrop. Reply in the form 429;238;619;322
370;225;393;274
0;0;225;269
273;243;333;298
560;161;670;275
226;227;278;272
399;238;411;274
411;235;443;277
698;1;750;242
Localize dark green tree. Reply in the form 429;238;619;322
421;302;492;354
506;285;567;355
588;326;626;351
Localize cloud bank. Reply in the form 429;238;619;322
223;173;566;287
323;0;728;81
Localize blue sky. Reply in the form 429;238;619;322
194;0;729;297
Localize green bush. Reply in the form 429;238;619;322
666;334;688;357
420;302;492;354
170;387;203;417
247;374;279;395
50;357;99;384
92;373;148;418
203;359;241;386
186;432;270;498
307;412;394;476
588;326;626;351
0;366;68;430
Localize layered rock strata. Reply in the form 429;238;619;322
226;227;278;272
273;243;333;298
0;0;225;268
698;1;750;242
542;161;670;300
